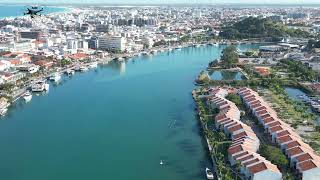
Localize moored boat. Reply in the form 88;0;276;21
206;168;214;180
88;62;98;69
65;69;75;76
80;66;89;72
0;97;10;116
49;73;61;82
31;81;49;92
23;91;32;102
142;51;149;56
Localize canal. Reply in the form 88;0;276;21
0;45;259;180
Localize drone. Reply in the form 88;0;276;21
23;6;44;18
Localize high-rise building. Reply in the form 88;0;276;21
98;36;126;52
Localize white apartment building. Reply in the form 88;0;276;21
98;36;126;52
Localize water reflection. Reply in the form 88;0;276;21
120;61;126;75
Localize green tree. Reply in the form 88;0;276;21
259;144;289;169
226;94;242;107
221;46;239;68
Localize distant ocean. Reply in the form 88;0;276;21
0;5;66;19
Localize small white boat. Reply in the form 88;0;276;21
74;66;81;71
142;52;149;56
49;73;61;82
80;66;88;72
0;108;8;116
65;69;75;76
206;168;214;180
23;91;32;102
88;62;98;69
160;160;163;165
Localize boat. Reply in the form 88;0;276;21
65;69;75;76
88;62;98;69
73;66;81;71
206;168;214;180
31;81;49;92
117;57;124;61
0;97;10;116
160;160;163;165
49;73;61;82
175;46;182;51
23;91;32;102
80;66;88;72
0;108;8;116
142;51;149;56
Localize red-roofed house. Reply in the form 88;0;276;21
296;160;320;180
246;161;282;180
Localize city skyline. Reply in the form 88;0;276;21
1;0;320;5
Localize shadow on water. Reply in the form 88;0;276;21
176;138;199;156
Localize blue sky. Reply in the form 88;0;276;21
1;0;319;4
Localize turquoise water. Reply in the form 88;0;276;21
209;71;243;80
0;45;258;180
0;5;65;18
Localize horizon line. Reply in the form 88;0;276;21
1;2;320;5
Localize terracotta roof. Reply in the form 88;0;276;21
68;53;88;60
277;134;295;144
295;153;318;163
215;114;227;121
276;130;291;138
224;122;238;129
260;113;271;120
248;162;279;174
256;110;268;116
233;151;250;159
243;158;260;167
263;117;276;124
287;146;308;157
269;125;284;134
217;118;232;125
255;106;267;112
237;154;255;162
228;144;253;155
297;160;320;172
266;121;282;128
228;124;245;133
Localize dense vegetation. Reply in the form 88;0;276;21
226;94;242;108
220;46;239;68
194;95;235;180
220;17;310;40
280;59;316;81
196;70;210;84
259;144;289;170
